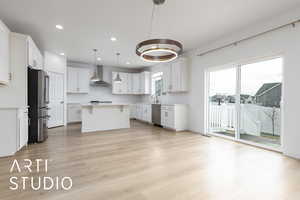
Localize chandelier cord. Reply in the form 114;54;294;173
148;2;156;38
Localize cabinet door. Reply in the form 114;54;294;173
112;72;122;94
28;38;41;69
18;109;28;150
166;110;175;128
140;73;145;94
27;38;34;67
67;104;81;123
77;68;90;93
146;105;152;122
127;73;133;94
119;73;128;94
162;63;172;93
140;72;150;94
161;109;167;126
180;59;189;91
67;67;78;93
132;73;140;94
0;21;10;84
171;62;181;92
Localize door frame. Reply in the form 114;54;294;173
47;71;65;128
204;54;284;152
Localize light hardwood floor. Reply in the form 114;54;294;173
0;120;300;200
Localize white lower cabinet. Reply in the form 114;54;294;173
142;104;152;122
67;104;81;123
0;108;28;157
131;104;188;131
18;108;28;151
161;104;188;131
130;104;152;123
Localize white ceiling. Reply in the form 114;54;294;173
0;0;300;68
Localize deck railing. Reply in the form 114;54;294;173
209;103;281;136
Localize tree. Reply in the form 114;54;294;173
263;107;277;136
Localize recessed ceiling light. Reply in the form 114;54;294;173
55;25;64;30
97;57;101;61
126;62;130;65
110;37;117;42
60;53;65;56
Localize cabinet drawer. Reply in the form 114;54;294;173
161;105;174;111
161;110;174;128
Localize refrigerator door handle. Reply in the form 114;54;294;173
44;75;50;104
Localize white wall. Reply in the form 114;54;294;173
186;11;300;159
44;51;67;125
67;61;142;104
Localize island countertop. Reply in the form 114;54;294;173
81;103;130;107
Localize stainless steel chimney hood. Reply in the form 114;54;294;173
90;65;110;86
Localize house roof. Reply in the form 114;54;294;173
255;83;281;97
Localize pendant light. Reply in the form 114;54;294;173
90;49;100;82
114;53;122;83
136;0;183;63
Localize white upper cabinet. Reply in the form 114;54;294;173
112;71;150;95
132;73;140;94
0;20;10;85
67;67;90;93
27;37;43;70
162;57;188;93
127;73;133;94
140;71;150;95
162;63;172;93
120;72;128;94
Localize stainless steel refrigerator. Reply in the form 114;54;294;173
28;67;50;143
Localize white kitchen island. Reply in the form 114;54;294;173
81;104;130;133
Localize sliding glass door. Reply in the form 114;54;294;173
239;58;282;148
208;66;237;138
207;57;283;150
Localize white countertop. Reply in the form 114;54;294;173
81;103;130;107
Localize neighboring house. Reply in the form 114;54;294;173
255;83;282;107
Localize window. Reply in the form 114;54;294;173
206;57;283;150
151;72;163;97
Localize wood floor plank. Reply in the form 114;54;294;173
0;120;299;200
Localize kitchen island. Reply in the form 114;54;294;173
81;103;130;133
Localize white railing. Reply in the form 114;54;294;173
209;103;281;136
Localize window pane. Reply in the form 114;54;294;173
209;67;236;138
239;58;282;148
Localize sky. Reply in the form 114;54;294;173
209;57;282;96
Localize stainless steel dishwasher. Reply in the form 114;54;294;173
152;104;161;126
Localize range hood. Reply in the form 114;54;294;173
90;65;109;86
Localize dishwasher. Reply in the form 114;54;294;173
152;104;162;126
